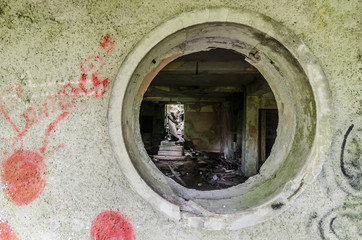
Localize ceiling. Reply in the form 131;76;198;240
144;48;270;101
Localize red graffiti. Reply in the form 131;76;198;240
1;150;46;206
79;56;110;98
0;217;18;240
100;34;115;55
39;111;69;154
0;34;115;206
1;87;71;153
58;83;79;111
0;98;67;206
90;211;135;240
0;85;27;151
80;56;105;73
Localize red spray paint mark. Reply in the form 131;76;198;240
0;110;67;206
80;56;105;74
0;33;115;205
90;211;135;240
58;83;79;111
100;34;115;55
0;217;18;240
39;111;69;154
0;85;29;152
1;150;46;206
0;34;114;146
79;56;109;98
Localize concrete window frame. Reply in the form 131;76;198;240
108;8;332;230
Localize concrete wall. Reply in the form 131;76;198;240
0;1;360;240
243;92;277;176
185;103;222;152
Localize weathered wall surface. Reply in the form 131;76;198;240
243;93;277;176
0;1;360;239
185;103;222;152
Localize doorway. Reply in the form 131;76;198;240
259;109;278;171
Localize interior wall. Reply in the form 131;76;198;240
184;103;222;152
243;92;277;176
0;1;360;240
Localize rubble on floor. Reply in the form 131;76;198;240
152;147;247;191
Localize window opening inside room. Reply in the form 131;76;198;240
139;48;278;191
165;104;185;143
259;109;278;171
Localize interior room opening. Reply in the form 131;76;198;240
139;48;278;191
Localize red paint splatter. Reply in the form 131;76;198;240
79;56;109;98
0;86;25;136
100;34;115;55
39;111;69;154
0;105;29;141
1;150;46;206
0;86;30;152
0;85;22;106
90;211;135;240
0;33;115;207
91;73;110;98
0;217;18;240
80;56;104;74
58;83;79;111
79;73;110;98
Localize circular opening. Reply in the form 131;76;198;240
108;9;331;230
122;23;305;214
140;48;278;191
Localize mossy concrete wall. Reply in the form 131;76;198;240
243;93;277;176
0;1;360;239
185;103;222;152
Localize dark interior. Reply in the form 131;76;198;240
140;49;278;190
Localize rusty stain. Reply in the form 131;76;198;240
187;112;217;133
249;125;257;138
137;53;183;95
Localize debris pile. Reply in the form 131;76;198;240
153;148;247;191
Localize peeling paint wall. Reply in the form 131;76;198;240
0;1;360;239
184;100;236;157
243;93;277;176
184;103;222;152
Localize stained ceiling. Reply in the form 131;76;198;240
144;48;271;101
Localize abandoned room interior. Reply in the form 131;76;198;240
139;48;278;190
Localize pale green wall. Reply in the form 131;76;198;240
0;1;360;239
243;93;277;176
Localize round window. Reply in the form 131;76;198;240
108;8;332;230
